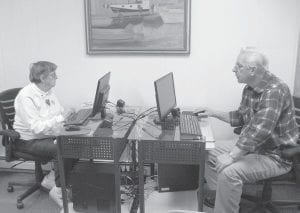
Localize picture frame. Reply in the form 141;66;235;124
84;0;191;54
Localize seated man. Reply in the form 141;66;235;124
196;48;299;213
13;61;74;210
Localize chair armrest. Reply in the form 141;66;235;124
0;129;20;162
0;129;20;141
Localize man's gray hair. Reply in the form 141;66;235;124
29;61;57;83
240;47;269;70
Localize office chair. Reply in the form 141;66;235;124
0;88;51;209
239;95;300;213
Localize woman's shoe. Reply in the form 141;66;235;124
49;186;63;208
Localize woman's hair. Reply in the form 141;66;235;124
29;61;57;83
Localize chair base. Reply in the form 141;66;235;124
241;194;281;213
8;181;49;209
7;161;49;209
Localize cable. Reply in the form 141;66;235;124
113;116;124;125
144;120;161;130
113;122;132;131
123;111;139;117
141;127;160;139
136;107;157;120
119;114;137;120
106;100;116;106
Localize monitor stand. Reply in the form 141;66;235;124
153;114;179;130
101;107;107;119
90;112;102;121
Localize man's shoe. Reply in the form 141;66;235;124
49;186;63;208
204;196;215;208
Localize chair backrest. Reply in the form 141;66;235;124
0;88;52;163
0;88;22;130
0;88;22;162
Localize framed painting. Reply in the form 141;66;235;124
84;0;191;54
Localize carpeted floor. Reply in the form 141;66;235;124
0;170;299;213
0;171;60;213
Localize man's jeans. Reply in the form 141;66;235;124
205;139;292;213
15;138;76;187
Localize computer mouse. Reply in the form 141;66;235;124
65;125;81;131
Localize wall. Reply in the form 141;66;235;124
294;31;300;97
1;0;300;139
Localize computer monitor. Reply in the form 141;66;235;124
92;72;111;117
154;72;177;121
97;85;110;118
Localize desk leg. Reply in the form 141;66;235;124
132;140;137;172
57;142;69;213
114;161;121;213
138;143;145;213
197;143;206;212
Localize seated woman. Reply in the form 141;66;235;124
13;61;74;210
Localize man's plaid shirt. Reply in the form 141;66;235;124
229;71;299;162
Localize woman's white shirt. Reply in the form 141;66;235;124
13;83;65;140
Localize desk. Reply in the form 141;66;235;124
57;107;215;213
57;109;138;213
133;115;215;213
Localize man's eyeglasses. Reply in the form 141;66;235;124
234;63;246;70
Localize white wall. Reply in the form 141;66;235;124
294;31;300;97
1;0;300;139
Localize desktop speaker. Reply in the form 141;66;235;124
158;164;199;192
70;161;116;213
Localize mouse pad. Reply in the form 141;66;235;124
60;128;91;136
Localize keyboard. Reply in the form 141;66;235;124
179;111;202;137
64;108;92;125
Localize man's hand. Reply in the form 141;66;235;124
194;107;214;117
215;153;234;173
194;107;231;123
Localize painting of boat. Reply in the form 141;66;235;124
91;0;163;29
159;8;184;24
91;12;163;29
91;27;144;45
109;0;150;12
85;0;191;54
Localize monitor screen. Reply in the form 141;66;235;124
92;72;111;116
154;72;177;121
98;85;110;118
